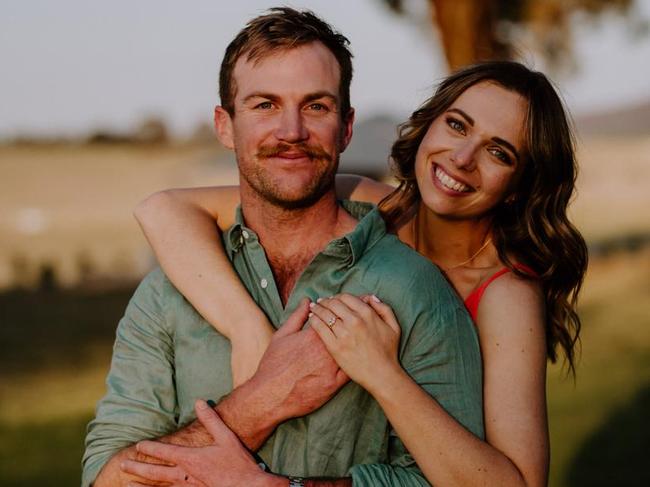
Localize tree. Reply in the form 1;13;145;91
382;0;639;71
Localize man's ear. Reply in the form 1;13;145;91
339;107;355;153
214;106;235;150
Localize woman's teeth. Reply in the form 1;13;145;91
435;166;471;192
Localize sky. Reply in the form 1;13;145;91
1;0;649;139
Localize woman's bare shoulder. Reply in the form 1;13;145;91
335;174;394;204
476;270;546;346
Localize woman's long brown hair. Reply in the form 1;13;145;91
381;61;588;375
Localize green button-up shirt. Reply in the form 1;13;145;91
83;201;483;487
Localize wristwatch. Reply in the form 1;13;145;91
288;476;305;487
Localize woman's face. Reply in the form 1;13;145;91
415;81;528;221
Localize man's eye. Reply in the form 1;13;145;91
308;103;327;111
446;117;465;134
255;102;273;109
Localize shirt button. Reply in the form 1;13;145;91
242;230;250;239
260;278;268;289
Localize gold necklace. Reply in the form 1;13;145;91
410;206;493;271
443;237;493;271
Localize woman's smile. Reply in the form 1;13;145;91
432;163;474;194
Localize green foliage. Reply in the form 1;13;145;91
0;415;92;487
0;287;135;375
546;254;650;486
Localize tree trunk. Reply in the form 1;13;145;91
430;0;508;71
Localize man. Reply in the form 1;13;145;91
83;8;483;487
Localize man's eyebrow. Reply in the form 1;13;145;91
242;91;339;105
302;91;338;105
242;92;280;104
448;107;520;161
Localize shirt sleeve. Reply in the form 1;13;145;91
81;269;178;487
349;278;484;486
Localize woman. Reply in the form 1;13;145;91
132;61;587;486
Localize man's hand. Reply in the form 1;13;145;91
121;400;285;487
147;298;348;453
248;297;350;420
93;445;173;487
212;297;350;450
95;298;349;486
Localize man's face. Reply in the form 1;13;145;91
215;42;354;209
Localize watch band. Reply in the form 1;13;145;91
251;450;269;472
288;476;305;487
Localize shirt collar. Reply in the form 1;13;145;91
224;200;386;266
337;200;386;267
224;206;247;259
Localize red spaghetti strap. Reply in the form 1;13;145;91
464;264;537;322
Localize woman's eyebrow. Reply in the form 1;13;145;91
492;137;520;161
448;108;474;126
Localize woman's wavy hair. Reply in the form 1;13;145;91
381;61;588;374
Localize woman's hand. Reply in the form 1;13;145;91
309;294;402;393
120;400;281;487
229;317;274;388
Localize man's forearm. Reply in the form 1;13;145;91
160;374;286;450
215;374;284;450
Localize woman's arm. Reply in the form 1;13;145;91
309;277;548;487
133;175;392;386
134;186;272;387
473;273;549;486
134;175;392;332
335;174;394;203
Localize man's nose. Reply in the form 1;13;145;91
450;139;479;171
274;108;309;143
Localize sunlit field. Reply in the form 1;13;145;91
0;135;648;486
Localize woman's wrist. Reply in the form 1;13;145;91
361;360;406;399
228;308;273;340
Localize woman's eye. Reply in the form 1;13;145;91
489;147;512;165
446;117;465;134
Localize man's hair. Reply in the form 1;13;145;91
219;7;353;117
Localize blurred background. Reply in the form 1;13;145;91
1;1;649;485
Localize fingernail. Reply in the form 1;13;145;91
316;297;323;303
309;302;315;308
308;312;313;318
372;294;381;303
206;399;216;408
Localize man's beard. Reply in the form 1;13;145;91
240;142;338;210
